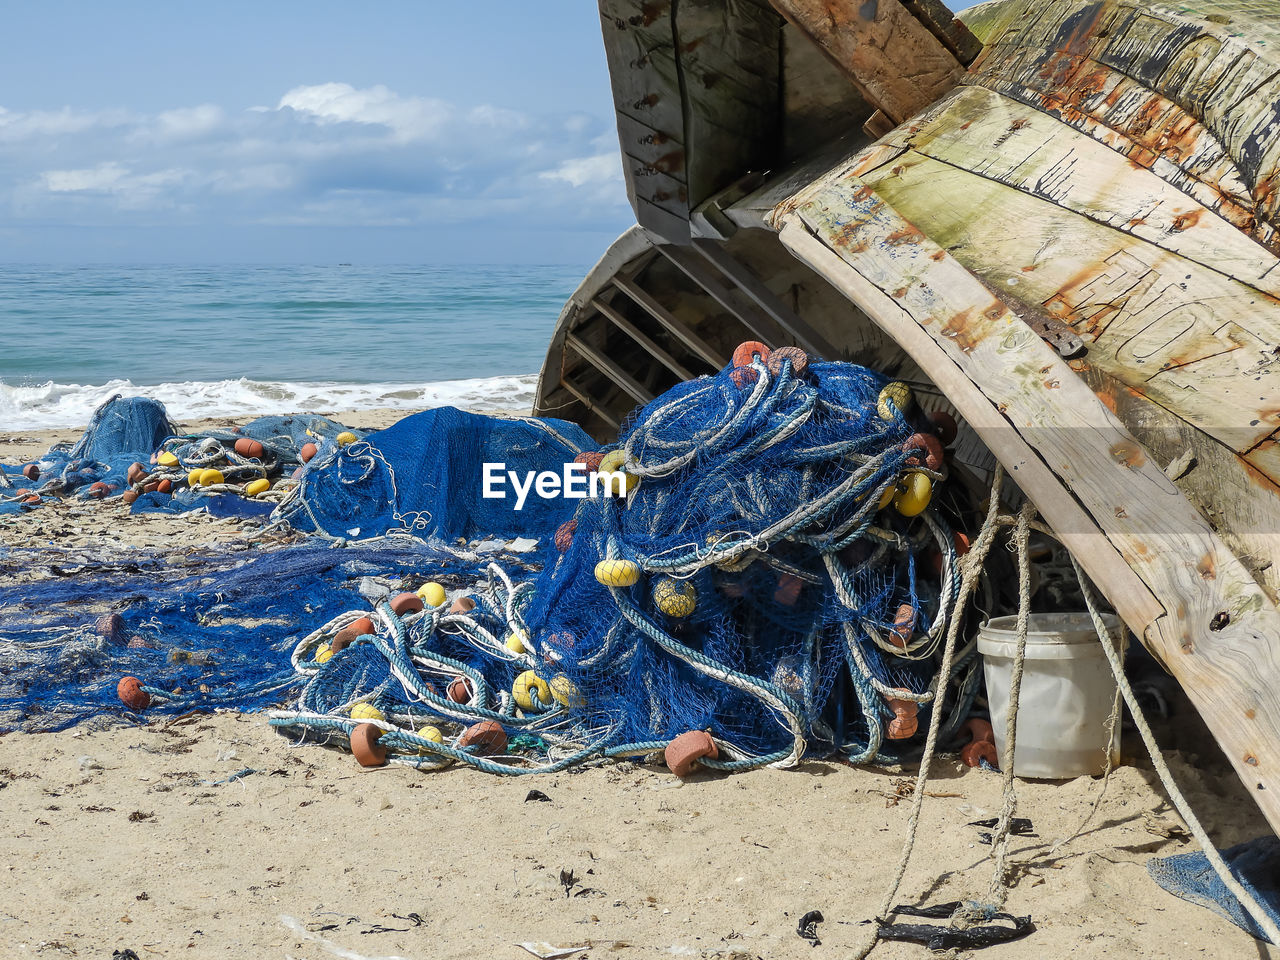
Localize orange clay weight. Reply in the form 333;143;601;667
903;432;944;471
731;341;771;368
573;450;604;472
389;592;424;616
665;730;719;778
766;345;808;378
891;604;916;648
458;720;507;755
350;722;388;767
886;699;919;739
962;739;999;768
928;410;959;446
97;613;125;644
447;676;474;703
554;518;576;553
963;717;994;744
233;438;264;459
773;573;803;606
960;717;997;768
117;676;150;711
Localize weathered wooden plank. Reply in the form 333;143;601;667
613;112;686;177
620;155;690;221
673;0;782;211
691;238;839;357
859;151;1280;466
768;0;966;124
862;109;897;140
592;295;696;381
780;20;874;162
612;275;726;368
1071;359;1280;602
896;85;1280;295
720;133;879;230
967;0;1280;243
775;176;1280;834
566;331;655;407
900;0;983;65
777;218;1164;624
535;227;657;422
656;244;786;345
560;377;622;432
599;0;691;242
598;0;788;240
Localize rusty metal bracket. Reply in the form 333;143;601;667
1023;313;1086;359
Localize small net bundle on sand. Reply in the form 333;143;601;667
0;393;353;515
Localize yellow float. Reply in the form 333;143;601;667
187;469;203;487
415;725;444;755
653;576;697;617
877;382;913;420
513;671;552;710
549;674;582;707
878;480;898;510
595;558;641;587
314;641;333;663
157;451;179;467
198;468;225;486
893;472;933;517
244;478;270;497
505;628;528;654
336;431;357;446
707;534;754;572
350;703;384;722
597;449;639;494
416;581;447;607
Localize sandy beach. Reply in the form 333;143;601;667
1;410;1276;960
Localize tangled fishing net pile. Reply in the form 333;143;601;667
0;393;358;517
268;343;973;774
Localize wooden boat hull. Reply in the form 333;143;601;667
536;0;1280;834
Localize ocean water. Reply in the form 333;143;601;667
0;264;585;430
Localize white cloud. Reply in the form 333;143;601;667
155;104;224;139
43;163;130;192
0;105;133;142
539;153;622;188
467;104;528;129
276;82;449;141
209;164;294;193
40;163;193;209
4;81;632;232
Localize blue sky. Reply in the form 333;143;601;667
0;2;980;265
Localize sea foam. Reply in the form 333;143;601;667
0;375;539;431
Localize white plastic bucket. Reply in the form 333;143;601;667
977;612;1125;779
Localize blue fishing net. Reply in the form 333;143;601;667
0;396;176;511
0;394;353;515
270;352;968;774
4;353;971;774
273;406;593;541
1148;836;1280;943
0;538;505;732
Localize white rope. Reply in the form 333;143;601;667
848;467;1009;960
1071;556;1280;946
985;501;1034;906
